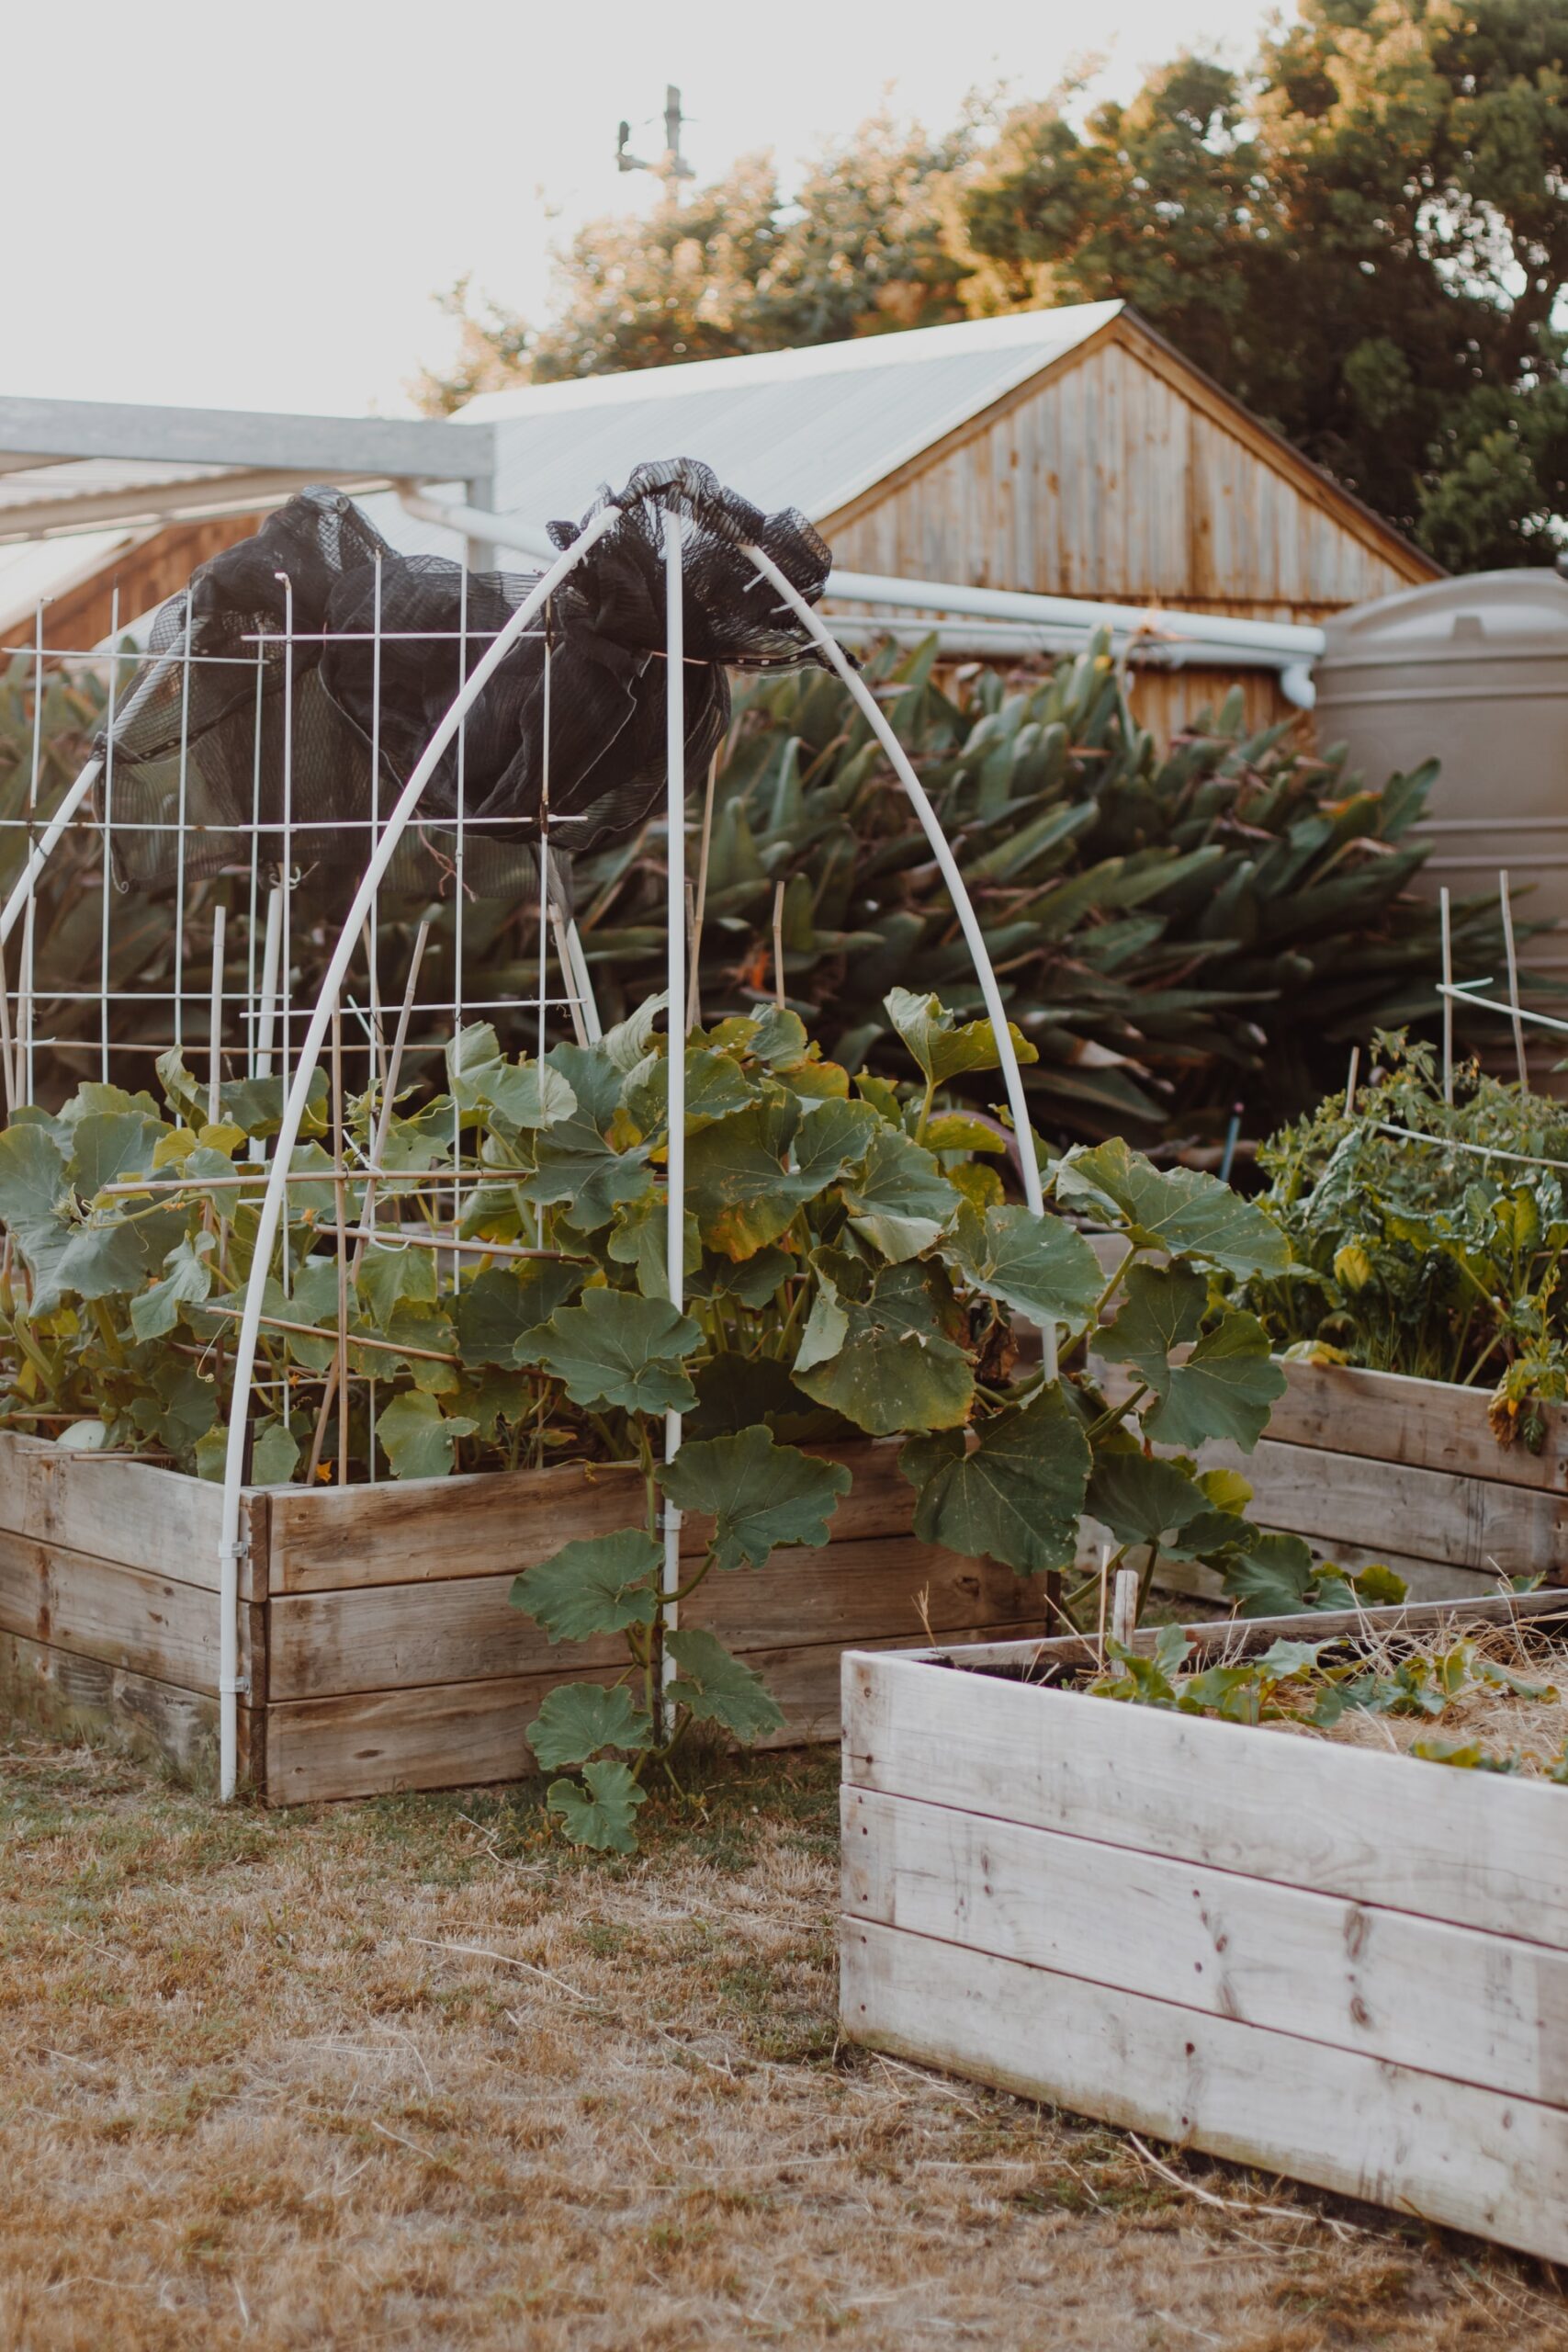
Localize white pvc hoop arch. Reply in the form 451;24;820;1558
210;514;1056;1792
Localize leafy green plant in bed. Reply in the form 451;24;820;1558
0;987;1373;1849
1088;1626;1562;1779
1235;1031;1568;1442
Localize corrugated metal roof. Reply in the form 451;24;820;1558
464;302;1124;526
0;457;250;520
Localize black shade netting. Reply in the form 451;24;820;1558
96;462;833;909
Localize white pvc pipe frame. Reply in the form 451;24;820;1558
0;492;1057;1797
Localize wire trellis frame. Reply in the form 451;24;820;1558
0;467;1052;1801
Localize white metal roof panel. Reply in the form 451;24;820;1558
466;303;1123;526
0;457;245;519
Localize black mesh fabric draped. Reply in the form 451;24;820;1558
96;461;833;907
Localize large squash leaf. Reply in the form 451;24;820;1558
657;1426;851;1569
1099;1261;1207;1389
840;1125;955;1261
512;1528;660;1643
945;1203;1104;1329
447;1023;576;1131
519;1289;700;1415
900;1385;1090;1573
665;1629;785;1740
793;1256;974;1433
1055;1137;1290;1277
515;1114;654;1233
1085;1450;1216;1547
527;1682;653;1771
885;988;1038;1085
547;1758;649;1853
1143;1312;1286;1452
375;1390;479;1479
454;1261;582;1365
684;1096;872;1259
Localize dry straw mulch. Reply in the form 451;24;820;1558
1;1728;1564;2351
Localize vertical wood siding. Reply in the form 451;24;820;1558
824;334;1431;624
2;514;268;657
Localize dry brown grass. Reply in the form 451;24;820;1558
2;1728;1565;2352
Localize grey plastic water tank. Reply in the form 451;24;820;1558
1316;571;1568;990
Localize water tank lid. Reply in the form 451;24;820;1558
1322;571;1568;665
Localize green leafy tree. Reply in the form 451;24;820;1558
419;4;1568;564
415;117;971;405
963;0;1568;559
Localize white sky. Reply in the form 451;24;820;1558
4;0;1283;421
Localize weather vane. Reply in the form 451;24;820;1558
615;85;695;207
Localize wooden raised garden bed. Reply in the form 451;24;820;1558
0;1431;1040;1803
1098;1354;1568;1602
841;1592;1568;2263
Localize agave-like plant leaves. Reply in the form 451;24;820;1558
565;633;1527;1149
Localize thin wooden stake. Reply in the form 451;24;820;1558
1096;1541;1111;1673
686;752;717;1033
772;876;787;1010
1343;1046;1359;1119
1500;870;1529;1091
548;903;590;1046
1439;885;1454;1106
1111;1566;1139;1649
0;937;17;1120
361;915;389;1095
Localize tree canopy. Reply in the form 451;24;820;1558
416;1;1568;570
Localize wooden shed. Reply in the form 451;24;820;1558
463;300;1440;737
5;304;1438;735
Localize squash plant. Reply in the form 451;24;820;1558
0;987;1362;1850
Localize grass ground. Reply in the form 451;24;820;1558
1;1729;1565;2352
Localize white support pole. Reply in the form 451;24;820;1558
98;587;119;1091
741;544;1056;1378
661;514;685;1730
207;904;226;1124
214;500;624;1798
1439;885;1454;1107
249;883;283;1164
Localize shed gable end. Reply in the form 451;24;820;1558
820;322;1435;622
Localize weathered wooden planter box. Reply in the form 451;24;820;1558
841;1593;1568;2263
0;1431;1040;1803
1098;1355;1568;1602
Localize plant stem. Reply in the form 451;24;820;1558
1082;1380;1150;1444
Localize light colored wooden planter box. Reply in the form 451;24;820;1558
0;1431;1040;1803
841;1592;1568;2264
1094;1355;1568;1602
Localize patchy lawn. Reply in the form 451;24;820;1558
0;1730;1563;2351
